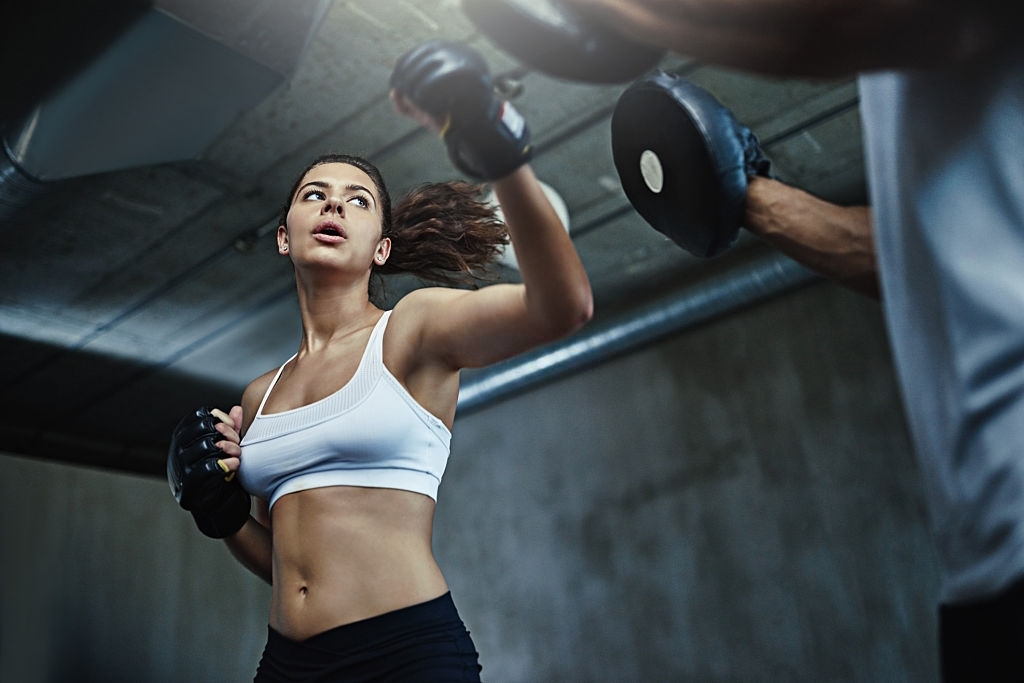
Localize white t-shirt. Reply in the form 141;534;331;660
858;44;1024;603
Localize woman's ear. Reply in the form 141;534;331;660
277;225;289;255
374;237;391;265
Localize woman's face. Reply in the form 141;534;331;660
278;162;390;272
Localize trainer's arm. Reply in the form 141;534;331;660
565;0;1009;77
745;176;878;298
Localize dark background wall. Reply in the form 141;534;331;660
0;282;939;682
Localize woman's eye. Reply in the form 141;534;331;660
349;195;370;208
303;189;325;201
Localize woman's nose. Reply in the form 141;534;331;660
321;197;344;215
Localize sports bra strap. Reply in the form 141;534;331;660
256;354;297;417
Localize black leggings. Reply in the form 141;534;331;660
940;575;1024;682
253;592;482;682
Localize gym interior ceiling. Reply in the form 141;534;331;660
0;0;865;476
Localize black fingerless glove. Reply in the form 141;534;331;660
167;407;251;539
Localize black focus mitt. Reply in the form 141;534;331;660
611;71;773;258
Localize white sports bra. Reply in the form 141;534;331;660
237;310;451;509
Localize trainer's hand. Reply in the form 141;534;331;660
167;406;251;539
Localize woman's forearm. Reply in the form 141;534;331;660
224;516;273;585
492;165;594;336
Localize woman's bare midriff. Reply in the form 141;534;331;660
267;485;448;641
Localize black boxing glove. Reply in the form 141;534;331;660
390;40;532;181
167;406;251;539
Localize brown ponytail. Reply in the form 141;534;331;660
381;181;509;287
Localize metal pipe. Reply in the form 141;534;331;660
457;249;818;414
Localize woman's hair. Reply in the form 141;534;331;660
280;153;509;289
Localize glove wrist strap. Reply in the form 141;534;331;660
445;100;532;181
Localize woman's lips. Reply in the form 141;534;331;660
313;220;347;243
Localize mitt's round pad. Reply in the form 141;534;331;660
611;71;750;258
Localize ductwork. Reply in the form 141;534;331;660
457;248;818;414
1;0;329;219
0;144;46;220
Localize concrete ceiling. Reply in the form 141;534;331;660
0;0;864;476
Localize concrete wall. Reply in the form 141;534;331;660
0;456;271;682
0;282;940;682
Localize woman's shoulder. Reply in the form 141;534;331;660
394;285;466;309
387;287;464;328
386;287;444;337
384;287;468;365
244;368;277;395
241;366;280;414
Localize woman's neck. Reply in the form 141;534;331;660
293;277;381;352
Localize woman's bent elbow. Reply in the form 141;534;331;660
555;287;595;338
575;291;595;329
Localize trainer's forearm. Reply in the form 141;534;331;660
565;0;1004;77
745;177;879;299
224;517;273;585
